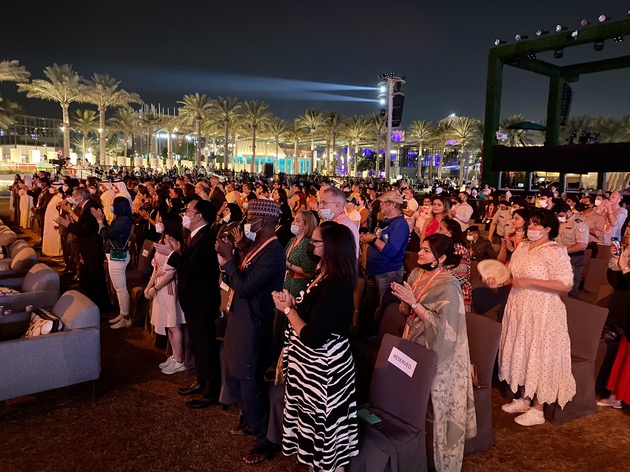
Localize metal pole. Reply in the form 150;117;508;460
385;78;393;182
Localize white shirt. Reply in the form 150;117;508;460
452;202;474;230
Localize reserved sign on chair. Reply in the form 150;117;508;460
387;346;417;378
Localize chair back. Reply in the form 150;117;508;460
561;296;608;362
369;333;436;430
8;239;28;258
378;300;406;340
54;290;100;330
137;239;155;277
21;263;60;296
10;247;38;272
582;259;610;297
466;313;501;387
0;231;17;246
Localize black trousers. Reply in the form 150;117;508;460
80;250;112;312
184;310;221;400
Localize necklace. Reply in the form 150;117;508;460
305;272;325;293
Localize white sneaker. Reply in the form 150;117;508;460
514;408;545;426
161;359;185;375
108;314;123;324
159;356;174;370
110;318;132;329
501;399;530;414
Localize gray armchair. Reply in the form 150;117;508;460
0;290;101;402
0;263;60;312
0;246;39;280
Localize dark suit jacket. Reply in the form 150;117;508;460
167;224;220;316
67;199;103;258
470;236;497;261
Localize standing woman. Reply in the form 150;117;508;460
487;209;575;426
92;196;133;329
284;210;318;299
421;195;451;241
42;183;63;257
390;233;476;471
497;208;529;264
146;212;187;374
18;175;33;229
272;221;359;472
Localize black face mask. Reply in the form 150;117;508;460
418;261;438;271
306;243;321;263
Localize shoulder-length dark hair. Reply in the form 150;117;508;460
528;208;559;240
160;211;183;244
440;217;465;245
112;196;132;218
424;233;461;267
319;221;357;289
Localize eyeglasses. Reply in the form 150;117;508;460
311;238;324;246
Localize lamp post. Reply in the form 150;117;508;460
378;74;406;181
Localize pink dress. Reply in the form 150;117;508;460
499;241;576;407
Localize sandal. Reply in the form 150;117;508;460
242;447;268;465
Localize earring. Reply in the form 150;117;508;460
431;261;437;268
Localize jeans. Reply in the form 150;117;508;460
374;267;405;305
106;253;130;317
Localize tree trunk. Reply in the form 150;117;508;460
62;103;70;161
196;118;202;169
310;133;315;174
224;121;229;171
353;140;358;176
416;140;423;180
331;134;337;175
293;140;298;174
250;126;257;174
99;106;106;167
123;132;129;158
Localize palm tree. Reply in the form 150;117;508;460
0;60;30;82
343;115;371;176
450;116;482;185
323;111;343;175
298;108;325;173
177;93;214;168
138;106;162;161
267;116;288;171
18;63;85;160
592;116;630;143
201;118;223;169
407;119;434;179
559;114;593;145
369;113;387;177
157;114;180;165
499;114;538;147
72;109;98;161
108;108;137;158
71;135;96;162
83;73;142;166
211;97;241;170
429;119;454;180
285;120;305;174
241;100;271;173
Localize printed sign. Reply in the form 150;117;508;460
387;346;417;378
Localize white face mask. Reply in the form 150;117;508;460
243;223;256;241
89;188;97;195
466;234;474;241
320;208;333;220
538;199;547;208
527;229;546;241
182;215;192;229
155;223;164;234
557;216;567;223
67;197;77;205
223;215;231;223
290;224;301;235
594;199;602;206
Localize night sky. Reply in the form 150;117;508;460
1;0;629;126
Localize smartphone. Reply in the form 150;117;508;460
612;237;622;256
357;408;382;427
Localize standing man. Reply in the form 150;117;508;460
554;202;589;299
488;199;512;244
154;198;222;408
216;199;285;464
602;191;628;245
452;191;474;231
318;186;360;254
578;197;606;256
402;186;419;231
209;176;227;214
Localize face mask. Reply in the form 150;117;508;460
537;199;547;208
89;188;97;195
418;260;438;271
67;197;77;205
155;223;164;234
62;185;68;192
243;223;257;241
306;243;321;263
466;234;474;241
290;224;301;235
223;215;231;223
243;202;249;210
527;229;545;241
320;208;333;220
182;215;192;229
594;200;602;206
557;216;567;223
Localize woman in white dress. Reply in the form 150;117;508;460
19;175;33;229
42;184;63;257
145;212;186;375
486;208;576;426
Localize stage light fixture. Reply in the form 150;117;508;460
527;51;536;60
614;36;624;43
556;24;568;32
594;40;605;51
536;29;549;36
580;18;590;27
515;34;528;41
598;14;610;22
494;38;507;45
571;30;579;40
554;48;564;58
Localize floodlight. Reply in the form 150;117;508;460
571;30;579;40
554;48;564;58
598;14;610;23
580;18;590;27
594;40;605;51
494;38;507;45
535;29;549;36
556;24;568;32
515;34;528;41
614;36;624;43
379;98;386;105
526;51;536;60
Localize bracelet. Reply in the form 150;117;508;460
370;236;378;244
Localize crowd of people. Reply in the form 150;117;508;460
7;168;630;471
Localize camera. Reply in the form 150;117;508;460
612;237;622;256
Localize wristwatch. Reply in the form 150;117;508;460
410;302;418;310
370;236;378;244
283;306;294;315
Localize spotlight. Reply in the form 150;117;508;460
598;14;610;23
536;29;549;36
554;48;564;58
555;24;568;32
515;34;528;41
580;18;590;27
614;36;624;43
594;40;605;51
571;30;579;40
527;51;536;60
494;38;507;46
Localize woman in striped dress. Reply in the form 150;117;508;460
272;221;359;472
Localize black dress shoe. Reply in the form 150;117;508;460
186;397;219;409
177;382;203;396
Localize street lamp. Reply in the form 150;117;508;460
377;73;406;181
